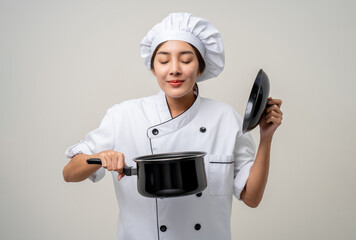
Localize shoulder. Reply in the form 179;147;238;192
108;95;155;111
104;95;157;118
199;96;243;121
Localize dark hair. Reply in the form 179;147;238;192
150;42;206;74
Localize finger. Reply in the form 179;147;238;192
105;155;112;171
101;155;108;169
117;153;125;174
266;107;283;118
265;112;283;122
111;153;119;171
268;98;282;108
266;115;283;125
266;104;283;114
266;104;283;115
118;173;125;181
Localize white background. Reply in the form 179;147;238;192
1;0;355;239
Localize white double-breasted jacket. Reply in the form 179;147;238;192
66;90;256;240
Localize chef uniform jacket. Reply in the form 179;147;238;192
66;90;256;240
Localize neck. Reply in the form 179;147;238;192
166;91;196;118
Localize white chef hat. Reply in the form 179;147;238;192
140;12;225;82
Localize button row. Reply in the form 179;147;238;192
151;127;207;136
160;224;202;232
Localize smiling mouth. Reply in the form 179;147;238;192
167;80;184;86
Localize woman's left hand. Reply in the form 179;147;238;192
259;97;283;140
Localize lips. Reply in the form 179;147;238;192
167;80;184;87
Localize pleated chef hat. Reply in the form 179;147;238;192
140;12;225;82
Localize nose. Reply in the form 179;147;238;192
169;59;181;76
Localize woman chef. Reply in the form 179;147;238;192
63;12;283;240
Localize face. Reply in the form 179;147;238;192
152;40;201;100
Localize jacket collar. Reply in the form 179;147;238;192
147;89;201;138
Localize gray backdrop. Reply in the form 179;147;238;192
1;0;355;239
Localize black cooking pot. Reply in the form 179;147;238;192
87;151;207;198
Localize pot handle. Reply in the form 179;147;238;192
86;158;137;176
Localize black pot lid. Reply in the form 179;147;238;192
242;69;270;134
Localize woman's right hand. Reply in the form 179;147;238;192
98;150;126;181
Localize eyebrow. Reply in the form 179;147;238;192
156;50;194;55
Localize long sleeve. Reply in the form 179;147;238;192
65;107;116;182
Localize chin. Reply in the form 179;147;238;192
164;89;192;99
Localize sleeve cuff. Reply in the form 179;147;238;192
65;140;106;182
65;140;93;158
233;161;253;200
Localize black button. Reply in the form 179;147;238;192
194;224;201;230
160;225;167;232
152;129;159;135
196;192;202;197
199;127;206;133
